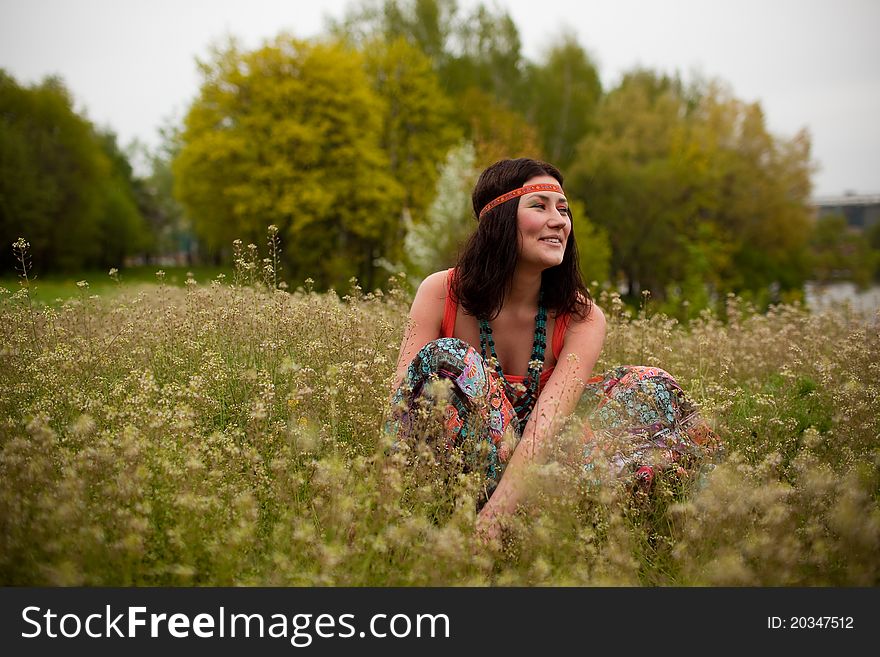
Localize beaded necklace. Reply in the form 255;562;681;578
478;289;547;432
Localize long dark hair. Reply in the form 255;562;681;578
451;158;593;321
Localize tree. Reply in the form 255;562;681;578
458;87;543;168
95;130;151;267
568;71;700;298
809;214;878;288
173;37;404;289
568;71;814;307
868;219;880;251
363;36;461;255
128;124;195;265
522;35;602;170
867;220;880;281
570;200;611;288
404;140;478;278
328;0;458;66
0;71;146;272
696;91;814;296
443;1;525;105
330;0;528;130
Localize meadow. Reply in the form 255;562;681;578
0;265;228;306
1;260;878;586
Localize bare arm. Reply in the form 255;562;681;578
390;270;448;395
477;304;607;537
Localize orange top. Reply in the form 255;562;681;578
439;268;570;393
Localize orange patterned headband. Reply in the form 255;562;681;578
478;183;565;219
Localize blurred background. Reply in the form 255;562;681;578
1;0;879;317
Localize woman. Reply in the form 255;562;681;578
387;158;719;543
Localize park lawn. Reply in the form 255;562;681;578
0;265;230;305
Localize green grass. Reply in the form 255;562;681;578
0;265;230;305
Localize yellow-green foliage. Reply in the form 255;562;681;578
0;275;877;585
172;35;459;290
173;38;404;286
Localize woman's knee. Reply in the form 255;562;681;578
619;365;676;385
415;337;473;359
412;338;484;378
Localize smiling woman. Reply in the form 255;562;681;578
385;158;721;543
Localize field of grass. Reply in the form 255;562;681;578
1;272;878;585
0;265;229;305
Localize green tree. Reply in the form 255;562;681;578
697;91;813;297
0;71;146;272
867;220;880;281
569;71;699;298
363;36;461;244
130;123;195;265
570;200;611;288
522;35;602;170
173;37;403;288
95;130;151;267
868;219;880;251
329;0;458;65
331;0;527;126
458;87;543;167
568;71;814;308
809;214;878;288
444;2;524;105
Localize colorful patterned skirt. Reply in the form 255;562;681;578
580;365;722;488
386;338;721;498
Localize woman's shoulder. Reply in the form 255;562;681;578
562;299;606;331
417;269;453;297
403;270;452;339
410;270;452;315
583;299;606;323
553;294;604;321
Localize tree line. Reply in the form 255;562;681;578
0;71;186;276
3;0;878;311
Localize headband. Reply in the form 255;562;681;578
478;183;565;219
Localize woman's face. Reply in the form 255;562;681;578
515;174;571;269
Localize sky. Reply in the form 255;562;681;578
1;0;878;198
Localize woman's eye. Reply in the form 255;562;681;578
558;207;569;215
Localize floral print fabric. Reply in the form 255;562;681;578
388;338;517;492
387;339;721;497
581;366;722;486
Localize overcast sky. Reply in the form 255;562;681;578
1;0;878;197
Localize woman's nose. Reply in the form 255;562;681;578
549;208;567;224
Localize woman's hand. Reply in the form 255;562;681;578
475;503;503;546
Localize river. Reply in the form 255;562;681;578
804;281;880;320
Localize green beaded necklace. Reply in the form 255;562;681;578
478;289;547;432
